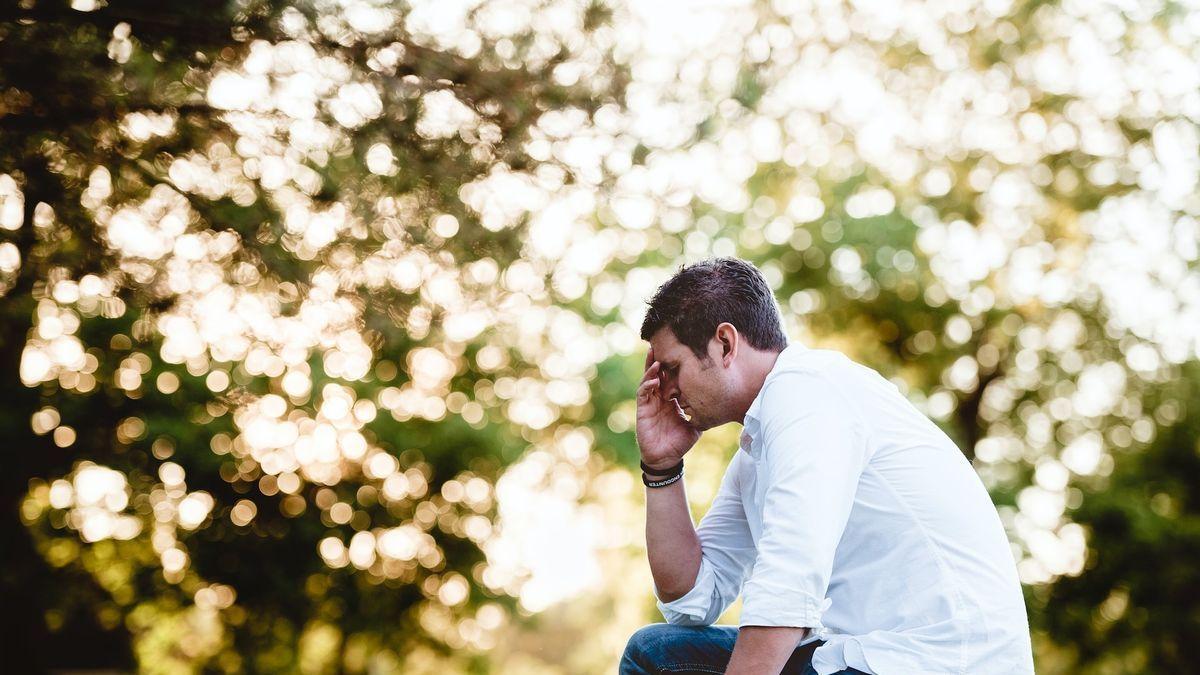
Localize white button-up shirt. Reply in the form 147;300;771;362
656;343;1034;674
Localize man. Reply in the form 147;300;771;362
620;258;1034;675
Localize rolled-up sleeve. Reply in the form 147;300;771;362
655;455;757;626
739;372;867;630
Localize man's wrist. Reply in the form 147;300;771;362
640;458;683;475
641;458;684;488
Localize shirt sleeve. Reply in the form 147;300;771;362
655;454;758;626
738;371;868;630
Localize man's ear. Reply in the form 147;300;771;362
715;323;738;367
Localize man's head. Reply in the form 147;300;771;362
640;257;787;430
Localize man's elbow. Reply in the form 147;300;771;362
656;584;693;604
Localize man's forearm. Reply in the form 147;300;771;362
645;475;702;602
725;626;810;675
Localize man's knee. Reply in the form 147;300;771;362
622;623;682;666
621;623;739;674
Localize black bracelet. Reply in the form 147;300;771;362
643;470;683;488
640;459;683;476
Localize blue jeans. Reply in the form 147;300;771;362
619;623;868;675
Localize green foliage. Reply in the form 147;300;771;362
2;1;626;672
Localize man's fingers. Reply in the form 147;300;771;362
636;377;659;401
640;360;660;384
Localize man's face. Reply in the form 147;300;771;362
647;328;729;432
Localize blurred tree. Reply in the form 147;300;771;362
2;0;626;672
1034;361;1200;673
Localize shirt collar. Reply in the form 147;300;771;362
739;342;806;458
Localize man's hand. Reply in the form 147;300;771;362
635;346;702;470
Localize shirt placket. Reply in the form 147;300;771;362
739;430;765;543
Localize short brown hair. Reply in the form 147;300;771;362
640;257;787;360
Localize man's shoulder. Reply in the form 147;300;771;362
748;351;886;443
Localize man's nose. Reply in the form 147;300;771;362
661;375;680;401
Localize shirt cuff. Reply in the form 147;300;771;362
739;575;831;630
654;555;720;626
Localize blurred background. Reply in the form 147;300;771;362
1;0;1197;672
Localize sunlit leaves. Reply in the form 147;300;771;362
6;0;630;670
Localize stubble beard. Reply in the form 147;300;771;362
682;406;713;432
